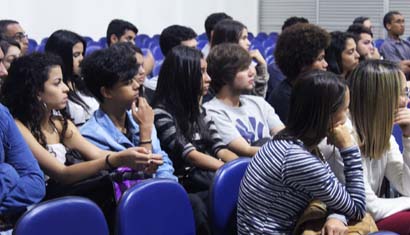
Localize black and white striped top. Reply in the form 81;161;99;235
154;106;226;175
237;139;365;234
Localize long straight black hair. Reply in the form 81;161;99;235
45;30;90;110
153;45;208;141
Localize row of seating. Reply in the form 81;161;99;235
13;157;399;235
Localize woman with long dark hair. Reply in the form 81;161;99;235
237;70;365;234
153;45;237;192
45;30;99;126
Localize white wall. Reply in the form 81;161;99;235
0;0;259;42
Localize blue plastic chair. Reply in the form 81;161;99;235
98;37;107;48
369;232;399;235
85;45;102;56
116;179;195;235
27;38;38;54
209;157;251;235
14;196;109;235
392;124;403;153
197;32;208;41
374;38;385;50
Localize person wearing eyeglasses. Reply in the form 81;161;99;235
0;20;28;55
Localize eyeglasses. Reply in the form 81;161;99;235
13;32;28;42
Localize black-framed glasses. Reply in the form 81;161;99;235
13;32;28;42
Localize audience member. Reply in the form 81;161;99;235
211;19;269;98
202;12;232;57
106;19;155;77
153;45;237;190
0;47;44;233
265;16;309;100
0;39;21;71
325;31;360;78
268;23;330;124
144;24;198;91
204;43;284;157
0;53;161;230
0;20;28;55
347;23;378;60
237;70;365;234
79;46;176;181
353;16;373;31
45;30;99;126
380;11;410;78
321;60;410;234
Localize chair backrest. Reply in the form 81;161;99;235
14;196;109;235
392;124;403;152
209;157;251;235
116;179;195;235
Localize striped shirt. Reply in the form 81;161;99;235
154;106;225;175
237;139;365;234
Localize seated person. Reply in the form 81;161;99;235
238;70;365;234
0;53;161;231
153;45;237;192
79;45;176;181
0;103;45;233
268;23;330;124
204;43;284;157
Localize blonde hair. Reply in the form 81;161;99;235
348;60;402;159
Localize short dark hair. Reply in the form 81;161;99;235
106;19;138;46
347;23;373;41
281;16;309;31
207;43;251;94
275;23;330;81
0;38;21;54
204;12;233;40
325;31;356;75
0;20;19;38
275;70;346;147
211;19;246;47
383;11;402;29
81;46;139;103
159;25;197;56
353;16;370;25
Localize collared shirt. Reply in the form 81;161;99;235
80;108;177;181
0;104;45;215
380;36;410;62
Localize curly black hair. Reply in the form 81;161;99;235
81;46;139;103
0;53;68;147
274;23;330;81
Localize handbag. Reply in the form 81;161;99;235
181;167;215;193
293;200;378;235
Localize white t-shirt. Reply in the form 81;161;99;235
203;95;283;145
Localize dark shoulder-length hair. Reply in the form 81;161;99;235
325;31;356;75
45;30;90;109
0;53;69;147
211;19;247;47
275;70;347;147
153;45;205;140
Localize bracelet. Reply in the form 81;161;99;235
105;154;115;170
140;139;152;144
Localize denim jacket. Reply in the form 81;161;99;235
80;108;177;181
